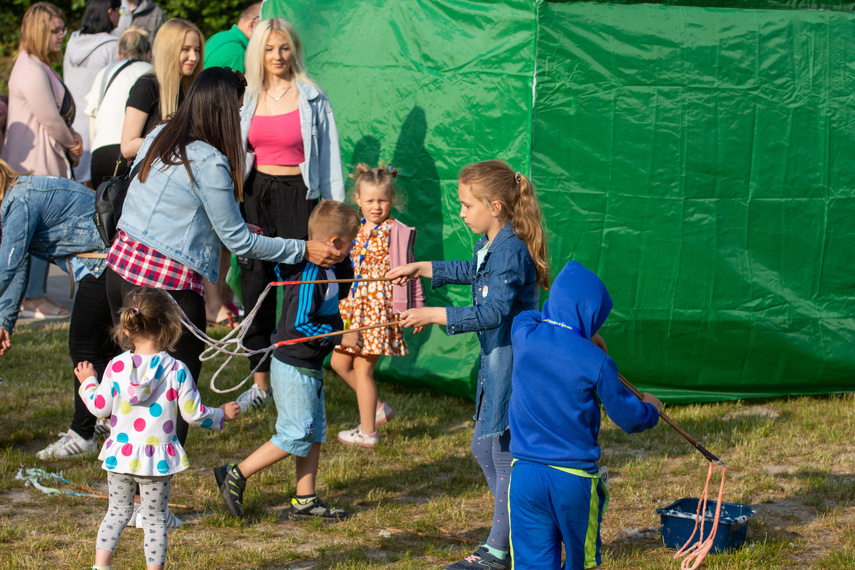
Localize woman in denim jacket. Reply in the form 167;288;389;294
106;67;343;447
0;159;120;460
388;161;550;570
233;18;345;412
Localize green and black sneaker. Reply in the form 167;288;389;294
214;463;246;517
287;496;349;522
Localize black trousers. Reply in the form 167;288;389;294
239;171;317;372
104;268;206;446
69;272;121;439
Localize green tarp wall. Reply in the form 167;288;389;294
261;0;855;402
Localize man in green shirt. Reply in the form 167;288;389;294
204;2;261;72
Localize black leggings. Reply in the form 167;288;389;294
69;272;120;439
104;268;206;446
239;171;317;372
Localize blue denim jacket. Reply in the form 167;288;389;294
118;127;306;283
0;176;108;333
240;80;345;201
431;223;539;439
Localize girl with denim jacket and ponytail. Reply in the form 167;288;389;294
388;160;550;570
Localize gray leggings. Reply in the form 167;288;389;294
97;471;171;566
471;419;512;552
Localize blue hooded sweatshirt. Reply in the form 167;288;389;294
508;261;659;473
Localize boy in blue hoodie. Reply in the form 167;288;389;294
508;261;662;570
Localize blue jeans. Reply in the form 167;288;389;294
24;256;49;298
269;357;326;457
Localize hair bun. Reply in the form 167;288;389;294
348;163;372;180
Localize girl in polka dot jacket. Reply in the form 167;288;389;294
76;287;239;570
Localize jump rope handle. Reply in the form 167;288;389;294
617;373;725;466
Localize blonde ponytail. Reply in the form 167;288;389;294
513;174;549;289
459;160;550;289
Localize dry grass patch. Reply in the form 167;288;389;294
1;323;853;568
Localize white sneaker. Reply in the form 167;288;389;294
129;506;183;529
375;402;395;428
236;384;270;413
338;426;380;448
93;417;111;438
36;430;97;459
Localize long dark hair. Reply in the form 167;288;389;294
80;0;115;35
139;67;247;199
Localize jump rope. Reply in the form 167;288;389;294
618;374;726;570
165;275;403;395
168;275;724;568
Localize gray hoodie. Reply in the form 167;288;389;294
63;30;118;181
113;0;165;39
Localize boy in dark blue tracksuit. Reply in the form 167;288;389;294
215;201;362;521
508;261;662;570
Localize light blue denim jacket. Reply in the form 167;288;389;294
240;79;345;201
118;127;306;283
431;223;539;439
0;176;108;333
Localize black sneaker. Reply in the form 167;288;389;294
214;464;246;517
443;546;510;570
286;497;349;522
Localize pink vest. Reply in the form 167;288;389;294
389;219;426;313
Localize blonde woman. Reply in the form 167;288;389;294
1;2;83;319
235;18;345;412
120;18;203;159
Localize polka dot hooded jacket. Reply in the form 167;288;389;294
78;351;225;476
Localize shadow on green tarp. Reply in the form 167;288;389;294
259;0;855;403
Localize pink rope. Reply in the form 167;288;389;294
674;463;727;569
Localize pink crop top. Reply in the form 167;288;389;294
247;110;304;166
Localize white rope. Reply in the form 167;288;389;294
166;282;279;394
167;276;390;395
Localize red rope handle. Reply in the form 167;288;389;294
273;321;400;347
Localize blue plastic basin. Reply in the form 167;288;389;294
655;498;755;553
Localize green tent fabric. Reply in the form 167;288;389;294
259;0;855;402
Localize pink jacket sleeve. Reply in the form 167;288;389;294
389;219;426;313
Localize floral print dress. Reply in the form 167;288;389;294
339;217;408;356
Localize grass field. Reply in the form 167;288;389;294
1;321;854;569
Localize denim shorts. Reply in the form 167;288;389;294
269;357;327;456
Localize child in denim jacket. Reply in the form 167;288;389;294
388;160;549;570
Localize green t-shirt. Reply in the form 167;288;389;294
203;25;249;73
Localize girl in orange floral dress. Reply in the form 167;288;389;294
331;164;425;447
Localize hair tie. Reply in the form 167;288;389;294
514;172;521;184
386;164;395;173
132;308;140;315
